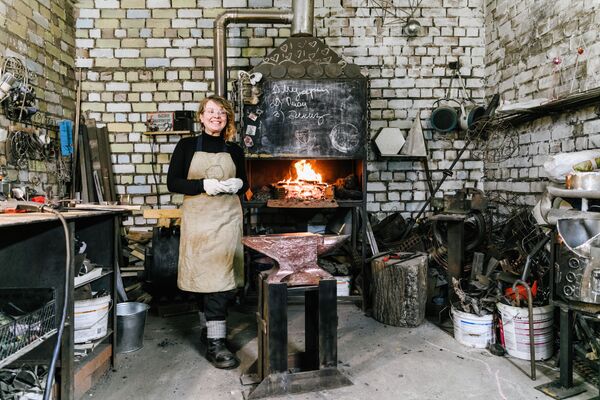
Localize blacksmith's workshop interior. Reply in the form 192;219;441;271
3;0;600;399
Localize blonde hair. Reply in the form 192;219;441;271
197;95;236;141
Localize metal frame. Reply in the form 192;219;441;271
241;274;352;399
0;211;123;399
535;230;598;399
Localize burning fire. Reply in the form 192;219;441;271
284;160;322;183
276;160;332;200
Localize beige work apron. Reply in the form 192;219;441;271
178;150;244;293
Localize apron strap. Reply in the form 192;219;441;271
196;134;227;152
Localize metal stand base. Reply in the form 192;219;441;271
242;369;352;399
241;274;352;399
535;380;586;399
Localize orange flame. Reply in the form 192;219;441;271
294;160;322;182
282;160;323;183
277;160;330;200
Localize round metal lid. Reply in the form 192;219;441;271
270;64;287;79
288;64;306;78
306;63;324;78
344;64;362;78
254;64;271;78
324;63;342;78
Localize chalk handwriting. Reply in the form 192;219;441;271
271;84;330;101
287;110;330;126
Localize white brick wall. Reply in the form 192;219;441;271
70;0;491;225
484;0;600;206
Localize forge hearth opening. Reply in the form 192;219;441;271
245;159;363;202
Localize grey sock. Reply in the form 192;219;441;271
206;320;226;339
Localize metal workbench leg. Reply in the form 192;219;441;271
267;282;288;374
305;288;319;370
446;219;464;304
319;279;337;368
559;305;574;388
536;305;587;399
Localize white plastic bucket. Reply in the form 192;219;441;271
497;302;554;361
74;295;111;343
451;306;494;349
335;276;351;297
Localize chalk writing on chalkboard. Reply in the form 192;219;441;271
242;79;367;158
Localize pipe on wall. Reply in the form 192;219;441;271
213;0;315;97
214;10;293;98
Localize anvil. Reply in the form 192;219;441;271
242;232;350;286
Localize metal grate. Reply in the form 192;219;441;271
0;289;56;368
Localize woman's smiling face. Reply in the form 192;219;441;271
200;100;228;136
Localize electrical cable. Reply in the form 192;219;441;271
16;202;71;400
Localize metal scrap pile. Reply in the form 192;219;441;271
369;190;552;314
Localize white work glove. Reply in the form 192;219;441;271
203;178;228;196
221;178;243;194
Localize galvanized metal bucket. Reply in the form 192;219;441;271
116;302;150;353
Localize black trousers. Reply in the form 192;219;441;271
197;289;236;321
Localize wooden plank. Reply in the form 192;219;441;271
143;209;182;219
74;344;112;399
143;130;192;136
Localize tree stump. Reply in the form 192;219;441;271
371;253;428;327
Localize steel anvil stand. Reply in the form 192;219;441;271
241;233;352;399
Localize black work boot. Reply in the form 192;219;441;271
206;338;239;369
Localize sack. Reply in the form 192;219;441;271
543;150;600;182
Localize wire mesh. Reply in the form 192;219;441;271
0;289;56;367
467;116;519;163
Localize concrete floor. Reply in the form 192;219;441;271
89;302;597;400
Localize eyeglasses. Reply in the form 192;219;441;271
204;108;227;117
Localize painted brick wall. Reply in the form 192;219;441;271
484;0;600;205
74;0;486;227
0;0;77;198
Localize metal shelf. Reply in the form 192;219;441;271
74;269;113;289
74;333;113;373
242;199;364;208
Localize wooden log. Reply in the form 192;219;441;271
371;253;428;327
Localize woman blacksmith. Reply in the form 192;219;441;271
167;95;248;369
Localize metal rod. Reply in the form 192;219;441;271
512;279;536;381
398;138;473;241
520;235;551;281
214;10;294;97
70;68;82;199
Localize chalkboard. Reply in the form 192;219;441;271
241;79;367;158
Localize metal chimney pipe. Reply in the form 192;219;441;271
291;0;314;36
214;10;293;98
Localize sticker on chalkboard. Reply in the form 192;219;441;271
244;135;254;147
248;112;259;121
246;125;257;136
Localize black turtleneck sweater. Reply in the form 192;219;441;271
167;133;248;196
